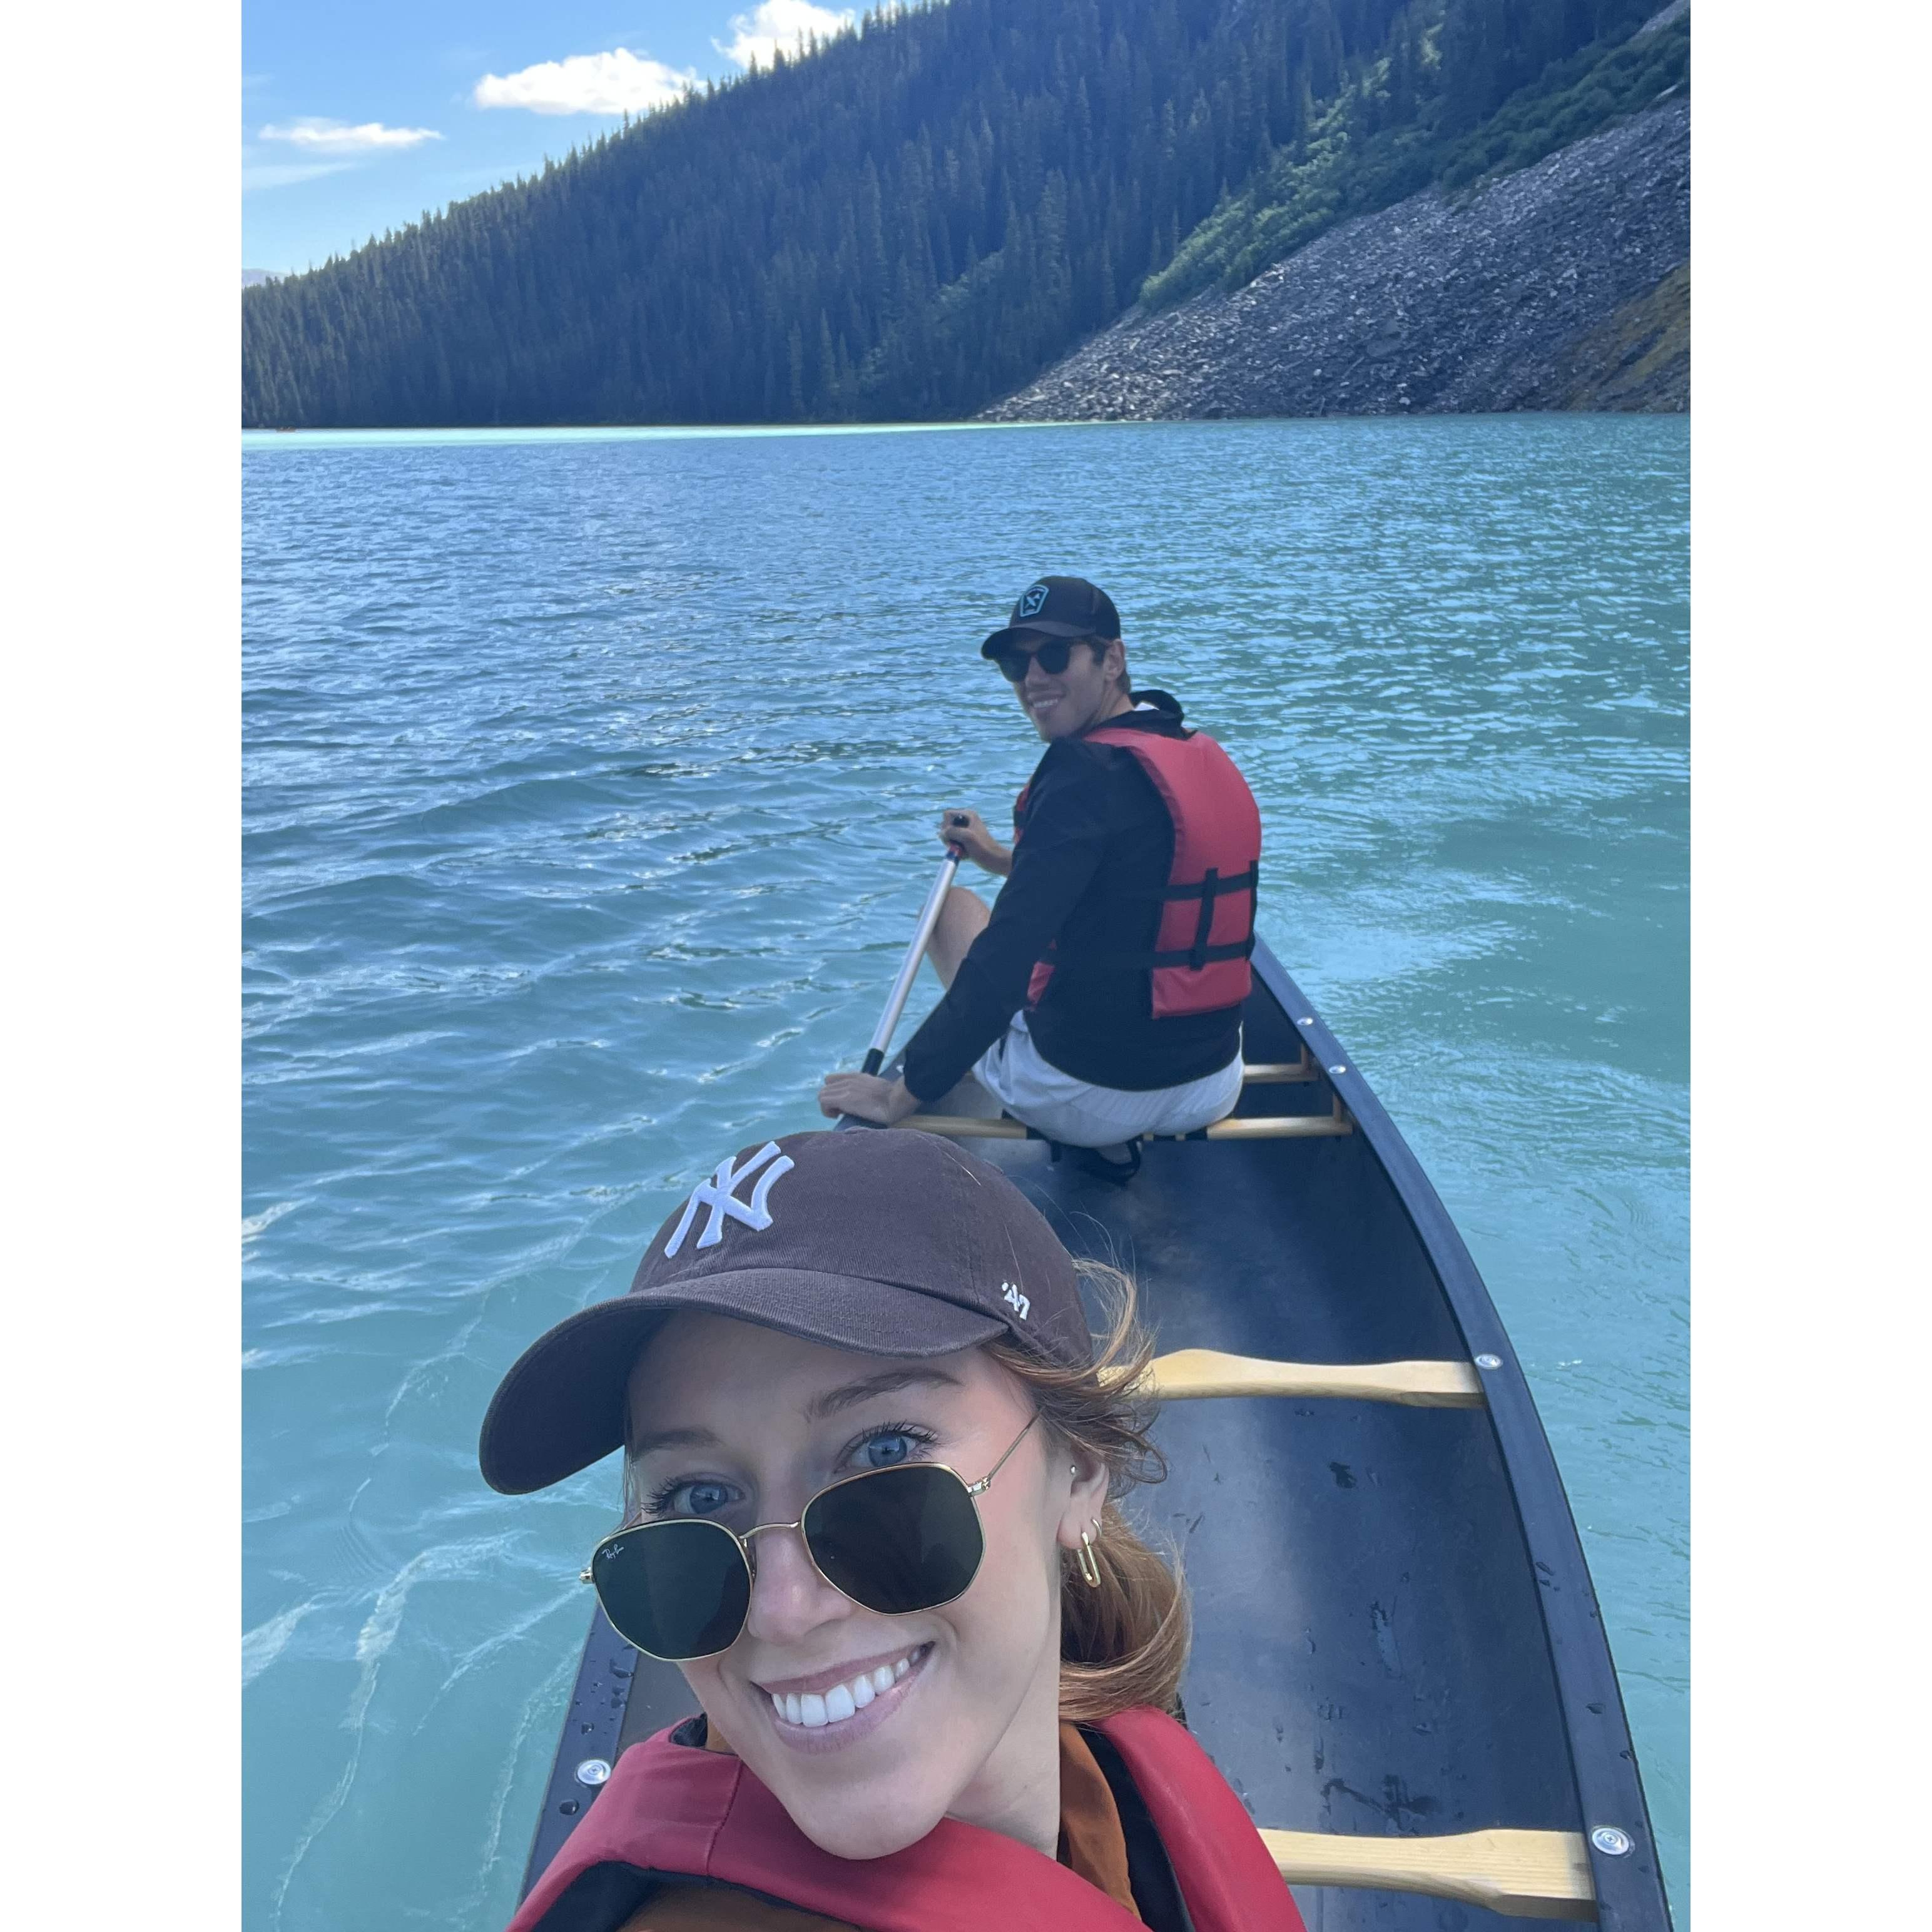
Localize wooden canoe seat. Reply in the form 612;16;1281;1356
1241;1053;1319;1082
1205;1107;1351;1139
1261;1826;1595;1921
1135;1348;1485;1407
894;1096;1353;1142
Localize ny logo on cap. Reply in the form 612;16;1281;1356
664;1142;795;1257
1019;582;1049;618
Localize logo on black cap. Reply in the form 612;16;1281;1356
1019;582;1050;619
663;1142;795;1256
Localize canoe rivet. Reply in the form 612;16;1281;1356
575;1758;612;1787
1299;1016;1314;1024
1591;1826;1633;1857
1328;1064;1348;1075
1475;1353;1502;1370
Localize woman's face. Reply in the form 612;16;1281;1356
624;1314;1107;1859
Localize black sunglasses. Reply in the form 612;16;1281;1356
586;1415;1039;1661
991;638;1082;683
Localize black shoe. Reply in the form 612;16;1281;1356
1065;1141;1142;1187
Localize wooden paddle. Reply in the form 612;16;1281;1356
1261;1826;1595;1919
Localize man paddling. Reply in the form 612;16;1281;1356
819;576;1261;1161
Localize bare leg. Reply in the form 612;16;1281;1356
927;886;991;989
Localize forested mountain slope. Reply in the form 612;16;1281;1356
241;0;1679;428
1141;0;1686;309
984;96;1688;420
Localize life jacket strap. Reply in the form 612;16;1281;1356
1059;937;1255;974
1188;868;1220;971
1111;862;1261;903
1050;858;1258;976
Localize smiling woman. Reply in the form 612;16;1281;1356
478;1128;1302;1932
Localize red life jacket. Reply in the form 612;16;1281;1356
505;1706;1304;1932
1017;724;1261;1020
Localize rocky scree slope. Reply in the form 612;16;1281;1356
982;98;1689;422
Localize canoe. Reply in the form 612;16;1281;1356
515;940;1672;1928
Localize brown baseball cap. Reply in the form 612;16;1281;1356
478;1128;1090;1495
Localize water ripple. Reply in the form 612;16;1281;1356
245;417;1687;1928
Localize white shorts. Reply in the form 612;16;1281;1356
973;1012;1243;1148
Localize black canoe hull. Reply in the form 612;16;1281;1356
517;945;1671;1929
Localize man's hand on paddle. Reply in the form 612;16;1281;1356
823;811;1004;1128
818;1072;921;1126
938;809;1012;877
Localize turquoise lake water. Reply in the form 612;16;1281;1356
242;416;1688;1929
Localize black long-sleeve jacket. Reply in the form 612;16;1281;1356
901;693;1245;1101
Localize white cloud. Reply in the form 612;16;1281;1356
473;48;698;116
242;160;358;194
259;118;444;153
716;0;855;71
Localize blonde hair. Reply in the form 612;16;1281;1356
985;1259;1188;1724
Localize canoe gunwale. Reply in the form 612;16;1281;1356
519;1605;636;1896
1250;947;1672;1929
515;946;1672;1927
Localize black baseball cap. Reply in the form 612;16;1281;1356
980;576;1123;657
478;1129;1091;1495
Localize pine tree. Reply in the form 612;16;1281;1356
239;0;1659;429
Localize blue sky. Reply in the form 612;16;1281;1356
243;1;859;273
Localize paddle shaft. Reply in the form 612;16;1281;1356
860;845;963;1075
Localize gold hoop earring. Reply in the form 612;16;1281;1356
1075;1520;1102;1589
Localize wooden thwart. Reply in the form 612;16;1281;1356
894;1101;1351;1142
1141;1347;1485;1408
1260;1826;1595;1921
1207;1109;1351;1139
1242;1055;1318;1083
